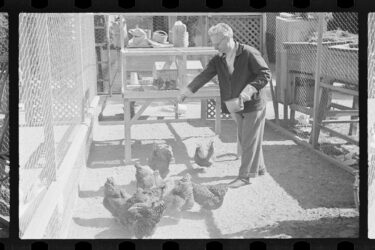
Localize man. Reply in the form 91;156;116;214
177;23;271;188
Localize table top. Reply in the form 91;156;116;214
123;86;220;100
121;46;219;56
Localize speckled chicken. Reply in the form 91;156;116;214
117;185;162;231
192;182;228;210
102;177;128;217
134;162;155;189
124;185;166;238
194;140;214;167
164;174;195;214
148;143;173;179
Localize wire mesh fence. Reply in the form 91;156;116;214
0;13;8;220
19;13;97;238
270;12;358;172
368;13;375;219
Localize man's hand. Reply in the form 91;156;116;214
177;93;187;103
239;84;257;102
177;87;193;103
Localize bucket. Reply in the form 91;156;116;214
152;30;168;44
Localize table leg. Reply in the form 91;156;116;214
201;100;207;121
124;98;132;163
215;97;221;134
349;95;358;136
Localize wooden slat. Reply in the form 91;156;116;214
289;104;313;115
122;47;218;56
319;82;358;96
326;110;359;117
319;119;359;124
319;125;359;145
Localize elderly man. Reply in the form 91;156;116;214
177;23;271;188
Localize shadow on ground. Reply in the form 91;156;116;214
220;216;358;238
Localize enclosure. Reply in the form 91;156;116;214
19;12;358;239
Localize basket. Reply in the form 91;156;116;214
152;30;168;44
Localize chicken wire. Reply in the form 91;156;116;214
369;13;375;213
270;12;358;169
19;13;96;238
0;13;8;219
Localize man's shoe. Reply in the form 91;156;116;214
228;178;250;188
258;168;267;176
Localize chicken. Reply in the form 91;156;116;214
134;162;155;189
119;185;166;229
123;185;166;238
148;143;173;179
192;183;228;210
128;200;166;239
117;187;153;230
102;177;128;217
194;140;214;167
164;174;195;214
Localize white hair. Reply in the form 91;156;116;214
208;23;233;38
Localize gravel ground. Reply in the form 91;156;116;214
67;101;358;239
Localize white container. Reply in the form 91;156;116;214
130;72;139;85
225;97;244;113
172;21;189;47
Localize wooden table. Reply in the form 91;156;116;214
121;47;221;162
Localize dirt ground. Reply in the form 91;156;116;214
67;99;358;239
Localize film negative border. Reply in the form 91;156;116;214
1;0;374;250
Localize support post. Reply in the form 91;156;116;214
311;13;325;149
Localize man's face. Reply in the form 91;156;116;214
210;34;230;54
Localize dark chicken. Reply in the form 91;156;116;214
148;143;173;179
118;185;166;232
128;200;166;238
192;183;228;210
134;162;155;189
194;140;214;167
102;177;128;217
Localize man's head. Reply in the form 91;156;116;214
208;23;234;54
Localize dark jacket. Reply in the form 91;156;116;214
187;42;271;114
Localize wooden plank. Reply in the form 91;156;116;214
124;99;132;163
130;118;197;125
122;47;218;56
326;110;359;117
319;82;358;96
311;13;325;149
215;97;221;134
330;103;353;110
130;101;151;122
123;87;220;99
97;12;263;17
320;119;359;124
319;124;359;145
